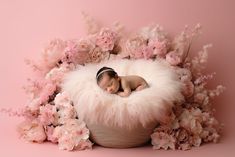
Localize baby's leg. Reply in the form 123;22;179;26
136;83;149;91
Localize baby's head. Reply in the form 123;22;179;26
96;67;120;94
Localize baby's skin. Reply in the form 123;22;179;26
98;73;149;97
96;67;172;125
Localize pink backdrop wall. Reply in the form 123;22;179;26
0;0;234;156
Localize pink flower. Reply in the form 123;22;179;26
178;143;191;150
54;92;77;124
89;47;109;63
96;28;118;51
45;63;74;86
131;46;154;59
126;35;147;58
166;51;182;66
151;132;176;150
76;140;93;150
41;39;67;69
52;119;90;151
182;80;194;98
175;129;189;143
62;40;90;65
39;104;57;125
130;47;144;59
194;93;206;104
143;46;155;59
39;82;57;103
45;67;65;85
57;106;77;124
54;92;71;108
77;38;96;52
45;126;58;143
190;135;201;147
175;68;192;82
178;109;203;135
149;39;168;57
17;120;46;143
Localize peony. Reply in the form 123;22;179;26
126;35;147;58
149;39;168;57
182;80;194;98
190;135;202;147
151;132;176;150
41;39;66;69
130;45;154;59
77;38;96;52
56;106;77;124
17;120;46;143
45;126;58;143
175;67;192;82
194;93;206;104
76;140;93;150
89;47;109;63
95;28;118;51
53;92;77;124
62;40;90;65
178;109;203;135
166;51;182;66
45;64;72;86
52;119;91;151
39;82;57;103
175;128;189;143
142;46;155;59
39;104;57;125
54;92;72;108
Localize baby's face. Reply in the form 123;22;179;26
98;73;120;94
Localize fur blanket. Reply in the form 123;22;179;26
62;59;183;129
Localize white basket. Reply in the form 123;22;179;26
87;122;157;148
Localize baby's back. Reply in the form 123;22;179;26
123;75;148;90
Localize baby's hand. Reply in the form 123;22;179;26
117;91;130;97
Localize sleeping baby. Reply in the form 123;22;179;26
96;67;149;97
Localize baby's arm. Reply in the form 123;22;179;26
117;79;131;97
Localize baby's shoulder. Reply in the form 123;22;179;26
122;75;144;83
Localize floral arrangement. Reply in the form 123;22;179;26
1;13;225;151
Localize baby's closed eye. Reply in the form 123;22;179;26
105;82;112;90
107;82;112;87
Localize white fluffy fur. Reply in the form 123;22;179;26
62;59;183;129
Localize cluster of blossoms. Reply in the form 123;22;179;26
149;26;225;150
1;14;224;151
13;15;122;151
16;28;120;150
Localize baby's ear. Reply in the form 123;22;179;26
116;75;120;80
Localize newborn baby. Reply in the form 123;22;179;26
96;67;149;97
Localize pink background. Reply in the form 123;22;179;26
0;0;234;156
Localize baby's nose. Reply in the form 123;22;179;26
107;87;113;93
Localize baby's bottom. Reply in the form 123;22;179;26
136;83;149;91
